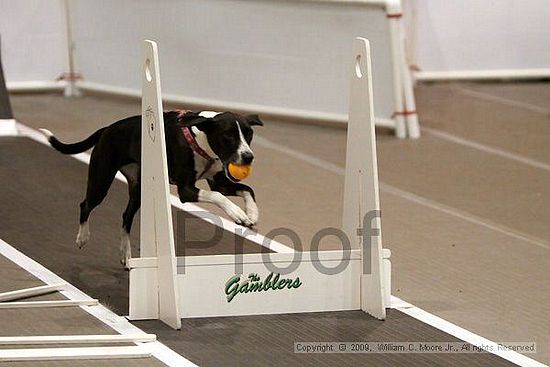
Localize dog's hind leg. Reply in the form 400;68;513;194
120;163;140;269
76;203;90;249
77;149;118;249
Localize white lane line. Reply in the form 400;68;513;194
254;135;345;176
172;200;294;253
0;238;198;367
457;87;550;116
391;296;546;367
253;135;550;250
422;127;550;172
380;184;550;250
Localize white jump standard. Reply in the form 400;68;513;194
128;38;392;329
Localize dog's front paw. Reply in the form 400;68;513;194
245;202;259;226
237;190;259;227
225;203;254;227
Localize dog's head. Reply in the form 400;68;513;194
198;111;264;181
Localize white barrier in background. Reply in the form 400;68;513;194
1;0;419;138
408;0;550;81
128;38;391;329
67;0;418;138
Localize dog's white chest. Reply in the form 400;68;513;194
190;126;222;180
194;155;222;180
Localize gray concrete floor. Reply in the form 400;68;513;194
8;80;550;364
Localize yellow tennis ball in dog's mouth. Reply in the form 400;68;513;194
228;163;252;180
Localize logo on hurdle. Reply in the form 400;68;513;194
145;106;156;142
224;273;303;303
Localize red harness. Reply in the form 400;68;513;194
168;109;217;179
180;125;216;179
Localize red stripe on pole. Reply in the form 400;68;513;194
392;110;417;118
387;13;403;18
56;72;83;81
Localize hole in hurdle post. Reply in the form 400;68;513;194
355;55;363;78
145;59;152;82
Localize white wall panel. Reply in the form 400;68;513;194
0;0;66;82
70;0;396;119
407;0;550;75
3;1;548;91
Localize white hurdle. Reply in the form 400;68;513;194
128;38;391;329
131;40;181;330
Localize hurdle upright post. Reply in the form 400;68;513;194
342;37;386;320
137;40;181;329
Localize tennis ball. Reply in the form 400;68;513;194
228;163;252;180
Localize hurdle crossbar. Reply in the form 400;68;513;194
0;283;66;302
129;38;390;329
0;334;156;345
0;299;98;309
0;346;150;362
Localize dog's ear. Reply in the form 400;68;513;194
246;114;264;127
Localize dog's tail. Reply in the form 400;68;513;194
39;127;106;155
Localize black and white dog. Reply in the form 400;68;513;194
40;110;263;267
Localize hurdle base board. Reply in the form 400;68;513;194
129;250;391;320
